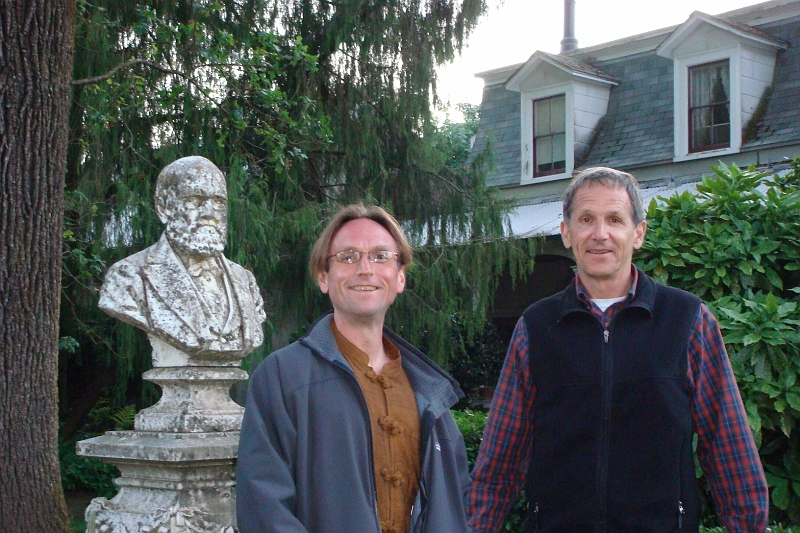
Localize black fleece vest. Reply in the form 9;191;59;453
522;270;701;533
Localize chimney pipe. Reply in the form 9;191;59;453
560;0;578;53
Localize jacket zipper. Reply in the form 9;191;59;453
533;502;539;531
678;501;685;529
410;406;436;532
333;359;383;532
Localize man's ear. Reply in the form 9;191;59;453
396;266;406;294
633;220;647;250
317;269;329;294
560;220;572;249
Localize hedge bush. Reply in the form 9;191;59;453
453;409;528;532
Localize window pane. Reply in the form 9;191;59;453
714;123;730;146
710;64;729;105
690;68;711;107
536;136;553;173
551;96;566;132
691;108;711;150
553;133;566;168
535;99;551;136
690;60;729;107
712;102;730;129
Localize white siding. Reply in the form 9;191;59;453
573;81;612;159
671;25;742;57
740;47;777;125
519;64;571;93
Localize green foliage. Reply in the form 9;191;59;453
59;402;139;499
452;409;487;466
701;527;800;533
110;405;137;431
638;159;800;523
452;409;528;532
449;319;507;399
60;433;119;499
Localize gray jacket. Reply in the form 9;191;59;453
237;313;472;533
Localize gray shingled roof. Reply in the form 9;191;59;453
538;52;618;84
581;54;675;169
470;85;520;188
710;14;789;48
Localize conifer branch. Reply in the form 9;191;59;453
72;58;155;85
72;59;220;105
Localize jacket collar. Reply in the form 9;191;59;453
300;313;464;416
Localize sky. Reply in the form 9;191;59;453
435;0;770;120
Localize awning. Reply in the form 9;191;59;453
509;182;700;238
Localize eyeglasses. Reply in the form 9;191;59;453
327;249;399;264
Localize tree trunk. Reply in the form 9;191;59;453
0;1;75;531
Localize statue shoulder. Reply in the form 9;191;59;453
98;245;156;329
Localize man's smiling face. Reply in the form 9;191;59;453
560;182;646;298
317;218;406;326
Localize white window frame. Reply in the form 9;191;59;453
520;82;574;185
673;45;741;161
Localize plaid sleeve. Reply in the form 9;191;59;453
689;303;769;533
467;318;536;533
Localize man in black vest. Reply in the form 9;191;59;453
467;167;768;533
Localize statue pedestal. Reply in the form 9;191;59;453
77;432;238;533
78;343;250;532
135;367;247;433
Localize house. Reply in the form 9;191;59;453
472;0;800;336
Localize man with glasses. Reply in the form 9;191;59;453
237;204;471;533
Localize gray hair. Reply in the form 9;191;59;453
562;167;645;225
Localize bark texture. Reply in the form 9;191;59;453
0;1;74;531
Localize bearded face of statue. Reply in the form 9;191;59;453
158;159;228;258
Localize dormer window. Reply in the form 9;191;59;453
504;51;616;185
533;95;566;177
657;11;787;161
689;60;730;152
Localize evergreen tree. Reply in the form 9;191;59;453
61;0;533;438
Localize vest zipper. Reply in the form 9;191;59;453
533;502;539;531
597;323;613;533
678;501;685;529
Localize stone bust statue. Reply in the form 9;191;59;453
99;156;265;365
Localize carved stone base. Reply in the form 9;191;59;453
136;367;247;433
77;431;239;533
